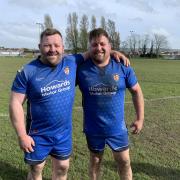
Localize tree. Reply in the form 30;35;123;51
120;41;128;52
65;12;79;53
142;34;149;56
91;15;96;30
79;14;89;51
128;32;139;56
44;14;53;29
149;40;154;58
113;32;120;50
153;33;168;58
100;16;106;30
107;19;120;50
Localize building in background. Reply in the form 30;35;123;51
0;47;24;57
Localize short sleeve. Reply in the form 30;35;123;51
125;67;138;88
11;67;28;94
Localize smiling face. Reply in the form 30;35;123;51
39;33;64;67
89;35;111;67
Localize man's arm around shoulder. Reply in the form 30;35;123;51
82;51;130;66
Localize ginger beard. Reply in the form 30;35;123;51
39;34;64;67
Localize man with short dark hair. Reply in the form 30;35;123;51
77;28;144;180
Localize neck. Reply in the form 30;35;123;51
39;56;60;67
92;57;110;68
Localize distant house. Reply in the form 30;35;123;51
0;48;24;57
161;50;180;60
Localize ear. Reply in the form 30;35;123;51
38;44;41;50
109;42;112;49
62;45;64;53
87;43;91;51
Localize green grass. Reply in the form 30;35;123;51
0;57;180;179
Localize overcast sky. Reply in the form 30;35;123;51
0;0;180;49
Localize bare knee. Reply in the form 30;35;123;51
52;158;70;177
55;163;69;176
90;151;103;168
118;158;131;170
91;155;102;165
89;152;103;180
29;162;45;177
117;158;132;180
113;150;131;170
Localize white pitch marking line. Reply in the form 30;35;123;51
74;96;180;109
0;96;180;116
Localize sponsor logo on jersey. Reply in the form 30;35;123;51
89;83;117;96
113;73;119;81
64;67;70;75
41;80;71;96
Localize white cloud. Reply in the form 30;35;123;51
8;0;68;9
115;0;156;13
151;28;170;37
129;17;143;23
0;22;38;48
163;0;180;7
0;0;179;49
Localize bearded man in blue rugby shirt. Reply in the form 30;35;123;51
9;28;129;180
77;28;144;180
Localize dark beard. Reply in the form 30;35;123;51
40;54;63;67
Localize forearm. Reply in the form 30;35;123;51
132;87;144;122
82;50;121;60
82;51;129;66
9;101;27;138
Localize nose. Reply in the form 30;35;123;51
96;44;102;51
49;45;55;51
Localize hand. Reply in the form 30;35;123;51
130;120;143;134
111;51;130;66
18;134;35;153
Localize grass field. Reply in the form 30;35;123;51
0;56;180;180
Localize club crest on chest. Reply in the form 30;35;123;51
113;74;119;81
64;67;70;75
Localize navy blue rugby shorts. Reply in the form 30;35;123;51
24;129;72;165
86;132;129;153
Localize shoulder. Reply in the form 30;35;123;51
17;59;40;78
23;58;40;69
111;57;130;69
111;58;135;75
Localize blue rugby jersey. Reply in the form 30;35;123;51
12;54;84;136
77;58;138;136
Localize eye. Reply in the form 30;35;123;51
100;42;106;46
43;44;50;48
91;43;98;47
54;44;60;48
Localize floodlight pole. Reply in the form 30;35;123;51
129;30;135;56
36;22;44;37
130;30;134;36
